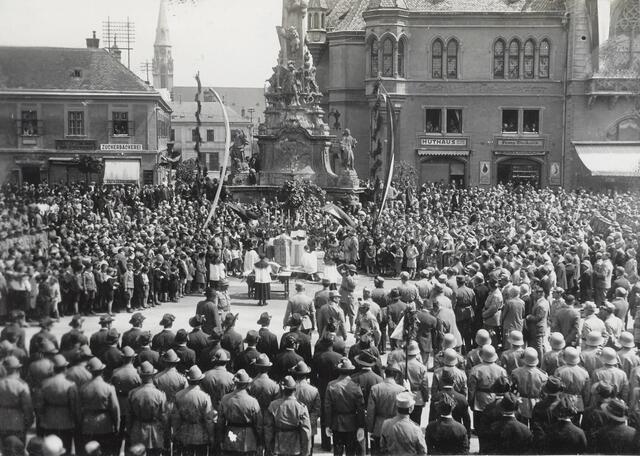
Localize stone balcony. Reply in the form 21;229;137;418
586;76;640;108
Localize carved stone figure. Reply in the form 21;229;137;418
230;129;249;171
339;128;357;171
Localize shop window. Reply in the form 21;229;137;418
382;38;394;77
21;110;38;136
524;39;535;79
502;109;519;133
523;110;540;133
206;129;215;142
446;109;462;133
112;111;130;136
493;39;505;79
370;39;379;77
447;39;458;79
539;40;550;78
397;39;405;77
68;111;85;136
143;170;154;185
192;128;199;142
425;109;442;133
508;39;520;79
432;39;443;79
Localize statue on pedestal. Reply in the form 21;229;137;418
339;129;357;171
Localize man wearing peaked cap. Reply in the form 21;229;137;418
263;374;312;456
218;368;262;455
379;391;427;456
367;361;405;455
172;365;216;456
78;357;121;456
0;355;33;447
152;314;176;354
122;312;145;352
110;346;141;450
324;357;365;456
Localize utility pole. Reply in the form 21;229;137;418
140;61;152;84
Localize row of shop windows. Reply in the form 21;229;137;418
424;107;541;135
368;36;550;80
420;159;542;187
15;166;155;186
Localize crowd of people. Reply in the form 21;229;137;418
2;180;640;455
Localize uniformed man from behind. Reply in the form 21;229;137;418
467;344;507;431
152;314;176;355
153;348;187;454
554;347;590;420
127;361;167;456
465;329;491;374
289;360;320;453
248;353;280;410
511;347;548;426
122;313;145;352
60;314;89;353
35;354;78;453
284;283;315;335
367;362;405;456
110;346;141;449
89;315;114;361
498;330;525;376
379;391;427;456
217;369;262;456
202;350;235;410
324;357;365;456
542;396;587;454
78;357;120;456
186;315;209;369
0;355;33;451
171;365;216;456
591;347;629;404
264;375;312;456
405;341;430;425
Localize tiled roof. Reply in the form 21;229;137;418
170;101;247;124
329;0;565;31
0;46;156;93
171;86;265;121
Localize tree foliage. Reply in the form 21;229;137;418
278;179;326;212
175;158;199;186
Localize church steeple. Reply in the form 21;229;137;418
152;0;173;91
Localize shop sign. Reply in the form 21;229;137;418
100;144;143;151
55;139;97;150
495;137;545;148
417;136;468;148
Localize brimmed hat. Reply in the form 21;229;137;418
41;339;58;355
443;348;459;367
552;396;578;419
355;349;378;367
39;316;54;328
160;313;176;327
233;369;252;384
187;365;204;382
542;376;565;395
189;315;205;327
52;354;69;369
480;344;498;363
212;349;230;364
3;355;22;370
244;330;260;345
138;360;157;377
585;331;604;347
162;349;180;364
385;362;402;375
86;357;106;373
601;398;628;423
69;314;85;328
129;312;145;325
501;392;519;413
406;341;420;356
523;347;539;367
287;313;302;327
253;353;272;368
508;330;524;346
600;347;618;365
99;315;114;325
329;290;340;299
443;333;456;349
336;357;356;373
257;312;272;325
280;375;297;390
289;360;311;376
549;332;566;350
122;346;136;358
106;328;120;345
223;313;239;328
396;391;415;409
475;329;491;345
563;347;580;365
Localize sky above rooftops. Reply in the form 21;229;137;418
0;0;281;88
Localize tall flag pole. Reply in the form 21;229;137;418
203;86;231;228
372;78;396;221
194;72;203;176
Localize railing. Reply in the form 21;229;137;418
587;77;640;95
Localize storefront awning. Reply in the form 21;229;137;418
574;142;640;177
494;150;547;156
417;150;469;157
103;159;140;184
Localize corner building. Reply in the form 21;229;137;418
313;0;567;187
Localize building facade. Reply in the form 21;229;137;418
0;43;171;186
152;0;174;93
312;0;568;187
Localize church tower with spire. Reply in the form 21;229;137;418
152;0;173;92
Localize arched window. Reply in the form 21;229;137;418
382;38;394;77
539;40;550;78
508;39;520;79
447;39;459;79
312;13;319;29
397;39;406;77
370;39;379;78
321;13;325;29
432;39;443;79
493;39;505;78
607;116;640;140
523;39;535;79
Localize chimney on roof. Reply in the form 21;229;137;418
110;35;122;62
86;31;100;49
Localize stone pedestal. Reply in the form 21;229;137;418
273;234;292;268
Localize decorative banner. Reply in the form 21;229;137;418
479;161;491;185
550;161;561;185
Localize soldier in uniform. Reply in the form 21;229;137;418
196;287;221;336
235;330;262;377
314;335;344;451
111;346;141;449
415;304;438;368
60;314;89;353
468;344;508;436
0;356;33;450
256;312;279;363
425;394;469;455
454;275;477;354
136;332;160;370
171;366;216;456
386;289;407;351
248;353;279;409
511;347;548;426
89;315;114;361
367;362;404;456
27;339;56;392
66;344;93;388
274;335;304;382
314;279;332;317
221;313;244;371
554;347;590;421
128;361;167;456
152;314;176;354
370;277;389;354
186;315;209;369
581;331;605;377
541;332;566;374
29;317;59;356
324;357;365;456
102;328;123;381
498;330;525;376
122;313;145;352
218;369;262;456
405;341;430;425
465;329;491;374
200;328;229;372
35;354;78;452
153;348;187;454
264;375;312;456
202;350;235;410
173;330;196;374
379;391;427;456
432;348;468;398
617;331;640;378
316;290;348;340
78;357;120;456
591;346;629;404
530;376;565;449
284;283;315;335
290;361;320;453
281;314;312;365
